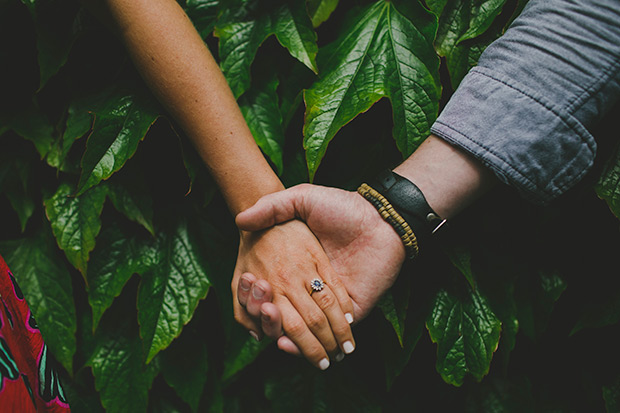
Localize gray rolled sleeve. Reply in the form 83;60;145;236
430;0;620;204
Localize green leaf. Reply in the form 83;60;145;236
516;270;566;341
306;0;338;27
160;326;209;412
137;218;211;363
10;102;55;159
303;0;440;180
571;289;620;336
77;92;159;195
382;303;426;389
596;142;620;219
426;288;501;386
44;182;107;276
26;0;81;88
87;223;156;331
265;363;381;412
215;0;318;98
86;318;158;413
377;287;409;347
47;100;94;171
239;74;285;174
434;0;507;86
1;150;36;232
446;245;476;289
426;0;448;16
107;172;156;236
222;329;270;383
603;374;620;413
434;0;507;50
0;226;76;372
184;0;220;39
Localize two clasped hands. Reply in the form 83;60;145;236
230;136;495;370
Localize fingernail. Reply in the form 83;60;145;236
240;278;251;291
249;331;260;342
335;352;345;362
345;313;354;324
318;358;330;370
343;341;355;354
252;285;265;299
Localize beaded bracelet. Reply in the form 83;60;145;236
357;183;419;259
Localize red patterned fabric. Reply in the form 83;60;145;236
0;255;71;412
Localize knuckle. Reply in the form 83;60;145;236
332;323;351;339
306;346;326;363
315;291;336;309
285;320;307;338
306;311;327;331
327;276;344;291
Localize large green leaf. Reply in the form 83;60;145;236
215;0;318;98
137;218;211;363
303;0;440;180
0;227;76;372
44;182;107;276
426;288;501;386
77;92;159;195
87;223;156;331
239;73;285;174
596;142;620;219
306;0;338;27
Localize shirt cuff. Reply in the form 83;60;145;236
430;67;597;204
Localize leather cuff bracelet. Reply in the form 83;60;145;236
359;170;446;258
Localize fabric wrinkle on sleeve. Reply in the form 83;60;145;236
430;0;620;204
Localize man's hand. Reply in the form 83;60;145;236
235;184;407;353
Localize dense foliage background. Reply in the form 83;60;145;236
1;0;620;411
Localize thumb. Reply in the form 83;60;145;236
235;187;304;231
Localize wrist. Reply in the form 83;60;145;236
358;171;444;259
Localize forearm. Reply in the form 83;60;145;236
82;0;283;215
393;135;496;220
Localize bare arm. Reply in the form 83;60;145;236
83;0;281;214
82;0;356;369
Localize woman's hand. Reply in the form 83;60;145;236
231;219;356;369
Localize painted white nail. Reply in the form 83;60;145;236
345;313;354;324
318;358;330;370
249;331;260;342
343;340;355;354
335;352;345;362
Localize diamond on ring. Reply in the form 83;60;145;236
310;278;326;293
